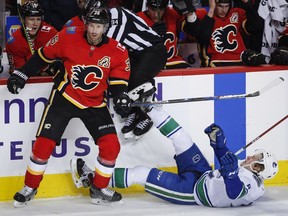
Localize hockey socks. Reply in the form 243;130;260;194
110;167;150;188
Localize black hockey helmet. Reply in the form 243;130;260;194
147;0;169;9
84;7;110;24
89;0;108;8
82;0;108;17
21;0;44;18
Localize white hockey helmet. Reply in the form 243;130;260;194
252;149;278;179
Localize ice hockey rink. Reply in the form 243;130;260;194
0;186;287;216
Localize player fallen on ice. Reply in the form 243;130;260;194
72;85;279;207
7;7;132;207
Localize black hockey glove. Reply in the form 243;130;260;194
278;34;288;47
7;70;29;94
152;22;167;37
171;0;196;15
219;152;239;179
113;92;132;118
269;46;288;65
204;123;226;149
241;49;266;66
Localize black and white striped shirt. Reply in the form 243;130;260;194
107;7;162;52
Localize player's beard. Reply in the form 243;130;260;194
87;33;103;45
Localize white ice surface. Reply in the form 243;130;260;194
0;186;287;216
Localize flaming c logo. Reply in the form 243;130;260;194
212;24;238;53
71;65;103;91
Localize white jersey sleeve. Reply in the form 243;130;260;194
194;167;265;207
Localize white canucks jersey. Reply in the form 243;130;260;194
194;167;265;207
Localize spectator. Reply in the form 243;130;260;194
268;27;288;65
65;0;167;140
257;0;288;61
73;98;279;207
137;0;192;69
5;0;58;75
7;7;131;207
38;0;80;31
183;0;263;67
241;26;288;66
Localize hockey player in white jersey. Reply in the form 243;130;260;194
72;86;279;207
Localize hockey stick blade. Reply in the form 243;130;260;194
235;114;288;156
257;76;284;95
132;77;285;106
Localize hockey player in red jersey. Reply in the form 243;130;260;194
5;1;58;75
182;0;263;67
137;0;191;69
7;7;131;207
64;0;167;140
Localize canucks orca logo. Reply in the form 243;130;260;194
212;24;237;53
71;65;103;91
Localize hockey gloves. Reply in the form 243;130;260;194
152;22;167;37
204;123;226;149
219;152;239;179
7;70;29;94
171;0;196;15
113;92;132;118
269;46;288;65
241;49;266;66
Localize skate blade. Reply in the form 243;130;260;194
134;134;144;140
13;201;28;208
70;159;83;188
91;198;124;206
123;131;135;140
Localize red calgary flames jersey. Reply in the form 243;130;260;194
137;7;184;64
63;16;84;29
40;26;130;109
6;22;58;72
197;7;247;64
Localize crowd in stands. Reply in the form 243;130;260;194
1;0;288;78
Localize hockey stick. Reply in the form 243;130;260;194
132;77;284;106
17;3;35;55
235;114;288;156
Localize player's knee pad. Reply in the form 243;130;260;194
32;137;56;161
97;134;120;162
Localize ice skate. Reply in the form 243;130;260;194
13;185;37;208
128;82;156;102
128;82;157;113
121;112;138;139
90;184;123;205
133;112;153;140
70;158;94;188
